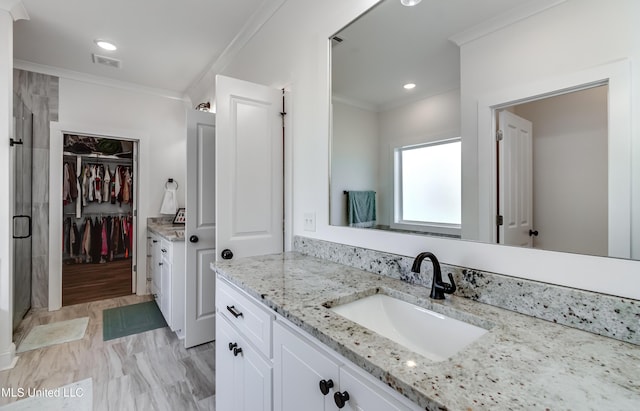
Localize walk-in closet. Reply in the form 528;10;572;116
62;134;137;306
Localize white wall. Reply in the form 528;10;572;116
377;89;460;226
207;0;640;299
51;78;188;306
461;0;637;240
330;100;379;226
514;86;608;256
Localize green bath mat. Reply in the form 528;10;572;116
103;301;167;341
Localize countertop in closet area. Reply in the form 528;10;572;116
212;252;640;411
147;218;185;241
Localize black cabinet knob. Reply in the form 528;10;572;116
228;342;237;351
221;249;233;260
529;229;539;237
319;379;334;395
233;347;243;357
334;391;350;408
189;235;199;243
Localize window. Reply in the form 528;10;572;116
393;138;461;235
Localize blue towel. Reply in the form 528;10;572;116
348;191;376;228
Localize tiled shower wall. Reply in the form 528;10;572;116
13;69;59;308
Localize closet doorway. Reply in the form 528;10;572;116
61;134;138;306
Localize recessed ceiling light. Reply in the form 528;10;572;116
403;83;416;90
95;40;117;51
401;0;422;6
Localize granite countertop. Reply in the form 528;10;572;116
147;218;184;241
212;252;640;411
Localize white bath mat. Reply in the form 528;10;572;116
0;378;92;411
17;317;89;353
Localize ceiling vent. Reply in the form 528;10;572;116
92;54;122;69
331;36;344;47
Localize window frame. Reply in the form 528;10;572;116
391;137;462;236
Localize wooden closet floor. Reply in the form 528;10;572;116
63;259;133;306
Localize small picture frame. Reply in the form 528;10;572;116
173;208;186;224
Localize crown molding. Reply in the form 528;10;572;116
332;94;378;113
186;0;286;98
0;0;28;20
449;0;567;47
14;59;190;102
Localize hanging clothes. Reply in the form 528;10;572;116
82;165;90;207
100;217;108;263
71;222;81;257
94;165;103;204
81;218;92;262
63;164;71;205
103;166;111;203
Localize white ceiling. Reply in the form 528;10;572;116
332;0;544;111
13;0;282;98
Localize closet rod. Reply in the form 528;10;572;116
64;211;132;216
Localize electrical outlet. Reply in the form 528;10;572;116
303;212;316;232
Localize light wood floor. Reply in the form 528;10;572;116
1;295;215;411
62;259;133;306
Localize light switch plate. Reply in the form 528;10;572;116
303;212;316;232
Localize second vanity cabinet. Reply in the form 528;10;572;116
216;275;421;411
148;231;185;338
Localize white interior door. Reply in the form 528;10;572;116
185;109;216;348
215;75;283;261
498;111;533;247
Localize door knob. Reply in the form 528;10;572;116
221;249;233;260
319;379;334;395
189;235;199;243
334;391;350;408
529;229;539;237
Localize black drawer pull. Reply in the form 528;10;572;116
228;342;237;351
319;379;334;395
226;305;243;318
334;391;350;408
233;347;243;357
161;248;167;253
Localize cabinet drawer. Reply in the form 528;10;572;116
160;239;172;261
216;276;273;358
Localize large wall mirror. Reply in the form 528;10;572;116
330;0;638;261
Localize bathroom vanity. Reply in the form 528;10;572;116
147;218;185;338
212;252;640;410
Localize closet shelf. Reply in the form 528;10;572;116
63;151;133;164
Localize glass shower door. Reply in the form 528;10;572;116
12;94;33;330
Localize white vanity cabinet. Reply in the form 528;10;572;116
148;231;185;338
149;233;162;304
273;321;420;411
215;275;422;411
273;321;341;411
216;277;274;411
217;315;273;411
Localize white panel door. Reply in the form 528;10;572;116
498;111;533;248
215;75;283;261
274;322;340;411
185;109;217;348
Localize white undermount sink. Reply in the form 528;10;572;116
330;294;488;362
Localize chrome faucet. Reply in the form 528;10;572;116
411;252;456;300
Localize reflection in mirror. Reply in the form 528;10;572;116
329;0;636;260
